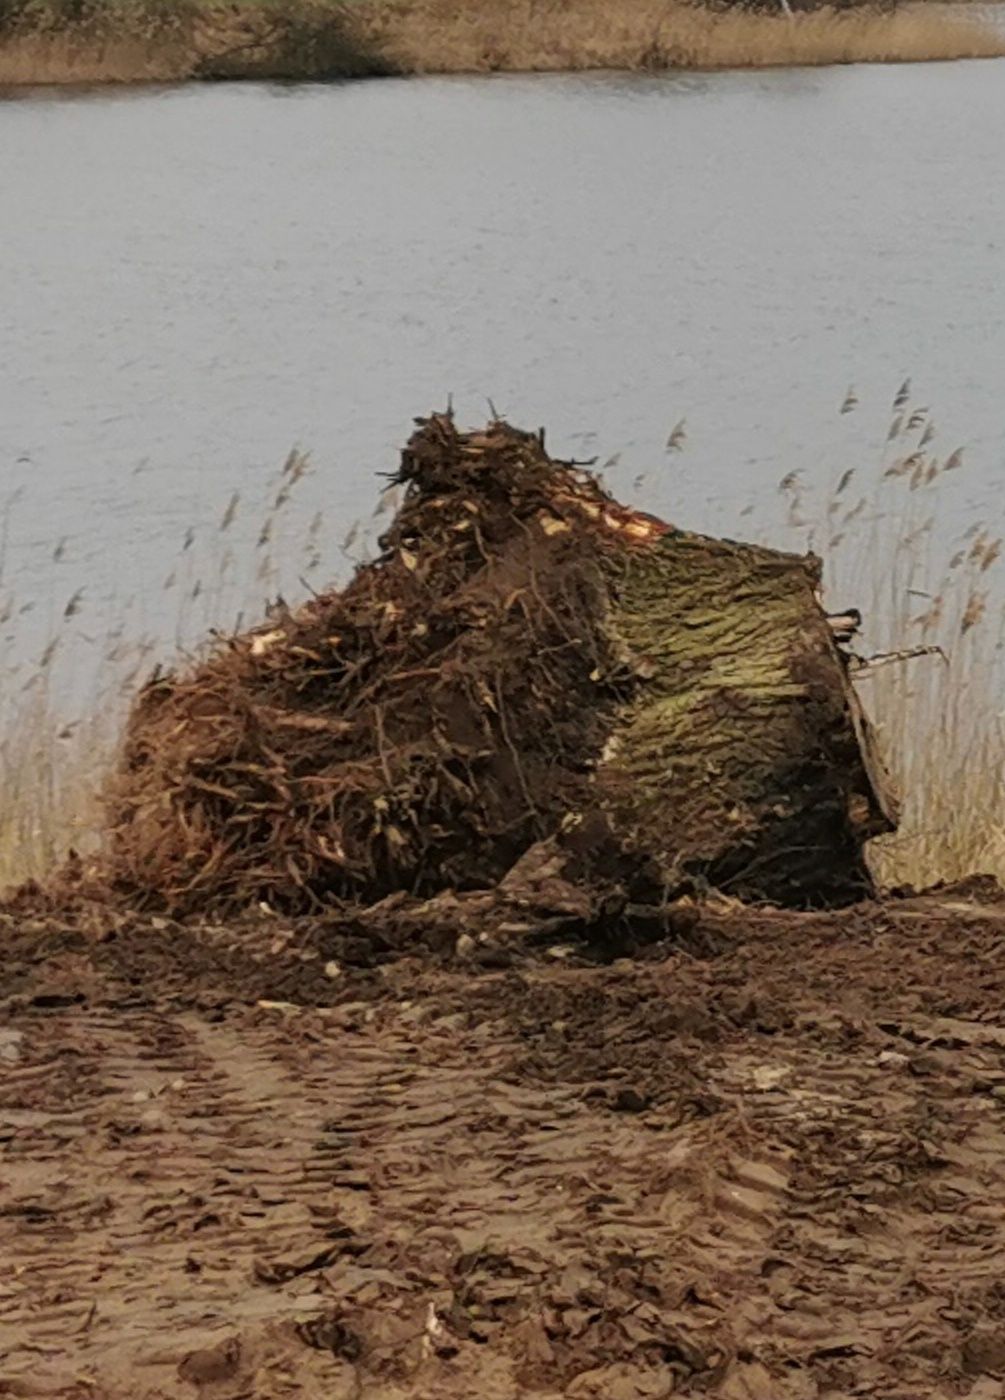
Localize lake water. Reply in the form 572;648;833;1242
2;60;1005;696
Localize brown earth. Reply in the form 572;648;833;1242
5;885;1005;1398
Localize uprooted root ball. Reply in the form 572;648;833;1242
104;412;892;918
105;417;653;913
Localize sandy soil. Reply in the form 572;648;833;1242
4;888;1005;1398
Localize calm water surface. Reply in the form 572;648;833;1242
2;63;1005;686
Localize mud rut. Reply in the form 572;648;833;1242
5;894;1005;1398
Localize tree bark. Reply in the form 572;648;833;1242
589;528;897;905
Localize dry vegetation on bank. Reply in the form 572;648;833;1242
1;389;1003;900
0;0;1001;85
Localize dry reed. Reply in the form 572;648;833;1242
776;386;1005;891
0;0;1001;86
0;32;186;83
0;447;322;890
353;0;1005;75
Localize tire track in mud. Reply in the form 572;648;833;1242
0;1004;357;1395
6;902;1005;1396
0;992;789;1398
703;1003;1005;1396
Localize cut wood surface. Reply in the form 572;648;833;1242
596;527;897;904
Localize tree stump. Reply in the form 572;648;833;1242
106;414;897;917
593;529;896;905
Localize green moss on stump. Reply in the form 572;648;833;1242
595;530;893;905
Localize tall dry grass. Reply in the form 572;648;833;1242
0;0;1001;86
0;447;333;891
0;32;185;82
1;393;1003;899
354;0;1005;75
770;383;1005;890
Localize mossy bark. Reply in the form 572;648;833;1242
591;529;896;906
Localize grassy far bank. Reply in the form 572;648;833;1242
0;0;1002;85
1;388;1004;899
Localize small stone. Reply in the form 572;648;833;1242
455;933;476;957
324;961;342;980
962;1326;1005;1375
750;1065;789;1090
178;1335;242;1387
877;1051;910;1070
611;1088;650;1114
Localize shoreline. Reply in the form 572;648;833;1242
0;0;1001;88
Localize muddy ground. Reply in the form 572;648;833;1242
4;889;1005;1398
